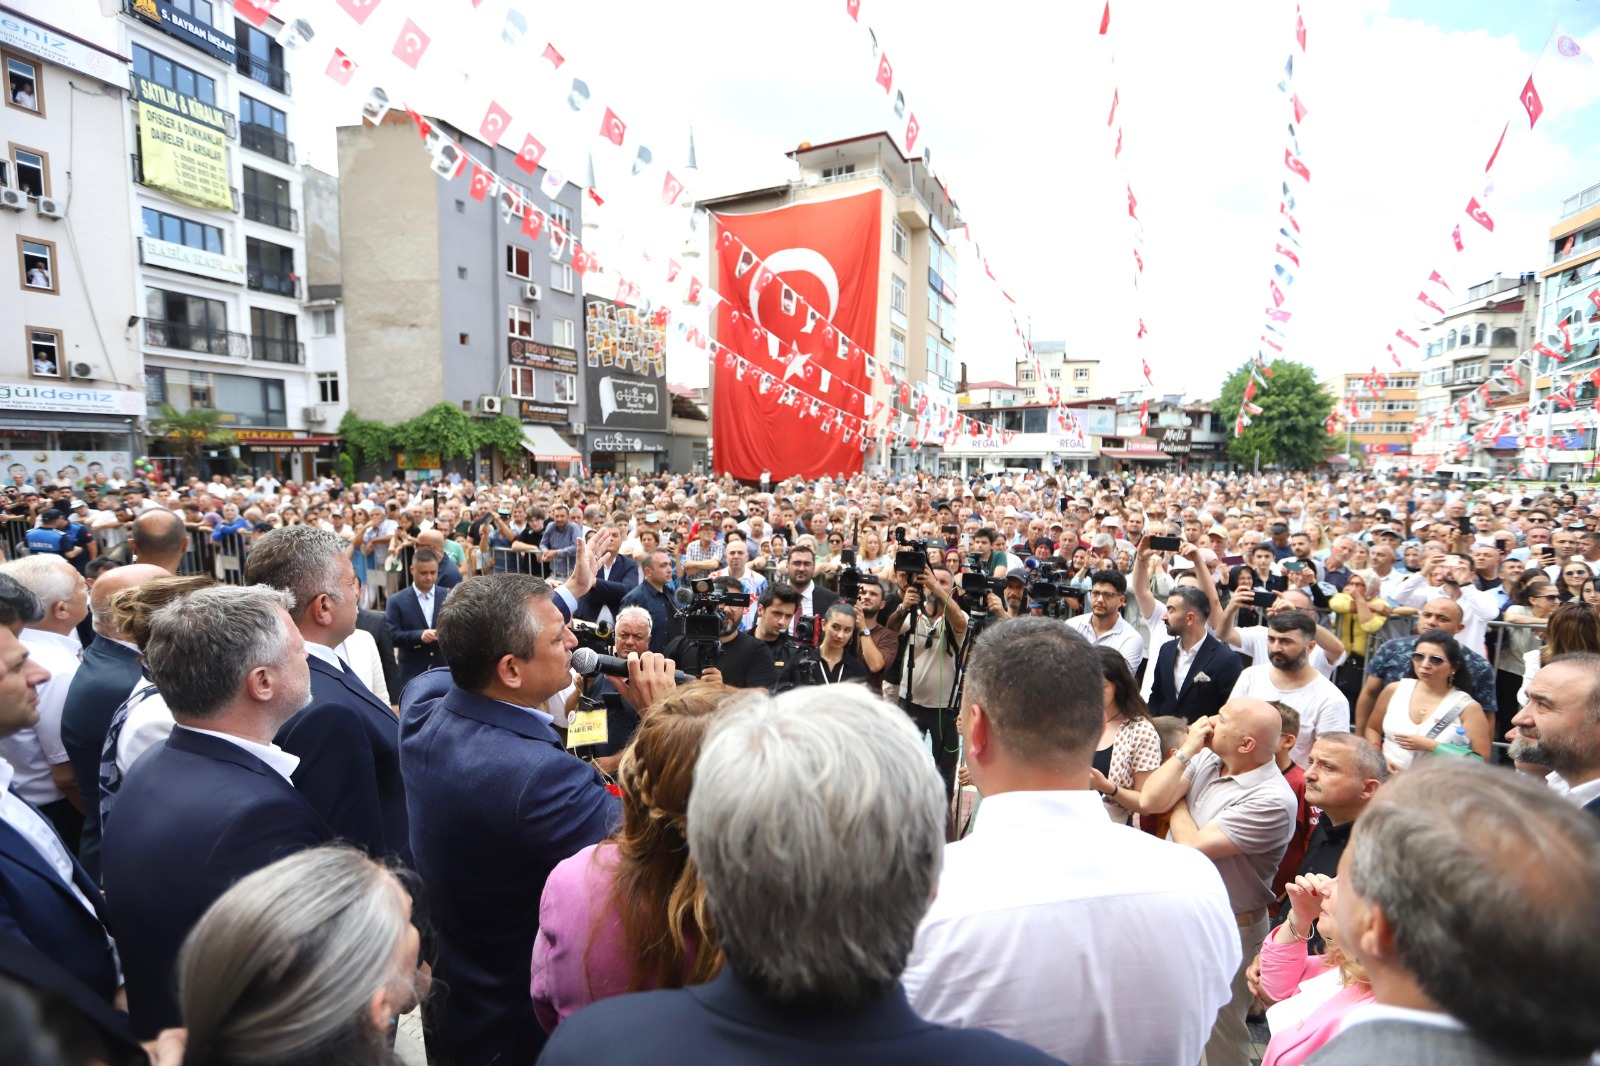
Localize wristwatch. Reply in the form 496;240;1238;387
1175;750;1192;767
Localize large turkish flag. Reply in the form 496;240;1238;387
712;191;882;481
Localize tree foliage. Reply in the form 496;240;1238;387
1212;359;1335;470
338;404;526;471
148;404;236;474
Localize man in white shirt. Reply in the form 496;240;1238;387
0;556;87;848
1227;609;1349;767
1063;568;1145;674
1216;586;1346;681
1395;552;1498;658
903;617;1237;1066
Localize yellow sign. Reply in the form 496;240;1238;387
396;452;441;470
136;77;231;212
565;709;609;749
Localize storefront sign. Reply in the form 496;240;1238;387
0;450;131;486
1124;438;1162;453
0;9;127;84
1082;405;1117;436
139;236;244;283
396;452;440;470
127;0;235;61
509;338;579;372
0;380;144;416
136;76;232;212
589;433;665;453
1156;427;1192;454
519;400;568;425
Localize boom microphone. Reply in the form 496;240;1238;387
571;646;698;686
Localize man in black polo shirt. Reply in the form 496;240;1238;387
665;576;775;690
751;583;801;688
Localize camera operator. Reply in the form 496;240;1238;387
665;576;777;690
888;564;969;792
856;576;902;697
780;601;884;688
986;569;1029;619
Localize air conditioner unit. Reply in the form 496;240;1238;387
0;187;24;211
571;422;586;436
302;405;328;424
478;395;502;414
35;197;64;220
522;283;542;302
69;361;101;380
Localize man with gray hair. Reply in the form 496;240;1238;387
903;617;1237;1065
246;526;405;860
1510;651;1600;817
538;684;1057;1066
0;556;88;850
1311;760;1600;1065
101;584;331;1038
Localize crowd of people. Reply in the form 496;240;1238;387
0;461;1598;1066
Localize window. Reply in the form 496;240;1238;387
246;238;295;296
553;261;574;293
890;330;907;372
4;52;41;116
890;275;907;314
927;285;941;325
1474;323;1486;345
9;144;46;197
18;236;55;294
169;0;214;23
509;366;535;398
1073;386;1090;397
506;244;535;280
548;202;573;232
508;306;534;338
235;19;289;95
310;308;336;337
821;164;855;182
131;45;216;106
146;288;235;353
250;307;300;364
239;95;291;163
1019;369;1035;382
141;207;224;254
891;218;908;260
455;200;465;214
1491;327;1517;347
459;333;469;345
554;317;575;347
1049;368;1062;380
317;372;340;403
242;167;294;230
1446;330;1456;350
553;373;576;404
457;266;468;279
27;327;61;378
1074;367;1090;380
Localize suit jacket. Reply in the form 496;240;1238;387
537;970;1063;1066
386;584;449;696
1306;1019;1590;1066
400;671;619;1066
573;554;638;623
1148;633;1243;723
274;653;406;861
58;637;143;881
100;726;332;1038
0;792;119;1002
802;583;840;630
0;928;145;1066
356;607;400;705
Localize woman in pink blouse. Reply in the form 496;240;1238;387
530;683;734;1031
1258;873;1374;1066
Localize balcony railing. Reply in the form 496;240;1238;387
242;194;298;231
1551;233;1600;266
240;123;295;165
236;54;291;95
247;268;299;297
251;336;305;364
1561;181;1600;219
145;319;249;357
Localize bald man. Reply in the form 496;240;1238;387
1137;698;1297;1066
1354;597;1497;737
127;510;187;573
414;528;462;589
59;563;167;878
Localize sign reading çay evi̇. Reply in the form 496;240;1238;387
136;76;232;212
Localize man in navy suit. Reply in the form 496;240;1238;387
573;526;637;625
1148;586;1243;724
247;526;407;860
0;621;121;1010
386;549;449;697
538;685;1058;1066
101;585;331;1038
59;564;166;881
401;571;630;1066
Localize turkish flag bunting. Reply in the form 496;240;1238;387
1466;197;1494;232
1417;291;1445;315
1395;329;1420;348
1451;225;1464;252
905;114;921;154
1284;149;1311;181
521;207;544;242
1558;317;1573;350
572;246;592;274
1244;379;1256;402
662;171;685;206
1137;319;1149;338
1291;93;1307;124
1100;1;1111;33
1522;76;1544;128
1266;308;1291;323
1270;282;1286;307
325;48;356;85
666;260;682;283
336;0;381;25
1127;185;1138;219
1108;89;1119;128
514;134;547;175
479;101;512;146
392;18;430;68
687;277;703;304
876;53;893;93
235;0;278;27
847;0;860;20
600;108;627;146
1115;127;1123;158
1590;289;1600;312
1428;269;1452;292
1295;5;1306;49
1533;342;1564;363
542;43;564;68
1277;244;1300;266
1389;345;1402;368
1485;122;1508;172
468;166;493;202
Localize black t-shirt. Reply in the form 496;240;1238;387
666;631;777;690
756;633;800;681
783;649;870;689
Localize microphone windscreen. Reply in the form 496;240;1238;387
570;646;599;675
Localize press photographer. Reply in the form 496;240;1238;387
664;575;777;690
886;562;969;792
779;601;885;688
855;576;903;696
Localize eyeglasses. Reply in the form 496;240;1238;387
1529;593;1560;601
1411;652;1448;666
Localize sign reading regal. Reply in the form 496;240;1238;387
135;77;232;212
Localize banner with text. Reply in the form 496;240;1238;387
135;77;232;212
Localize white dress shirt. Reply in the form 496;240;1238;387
902;790;1239;1066
0;629;82;805
180;726;300;783
0;756;98;917
1064;612;1146;674
414;586;437;627
116;682;174;774
337;628;390;705
1172;631;1205;694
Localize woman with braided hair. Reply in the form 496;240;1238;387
530;682;735;1031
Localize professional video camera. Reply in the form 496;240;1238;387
891;527;942;574
672;577;751;642
568;618;614;658
837;547;862;602
1026;559;1073;617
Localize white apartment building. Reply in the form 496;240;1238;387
1016;340;1099;404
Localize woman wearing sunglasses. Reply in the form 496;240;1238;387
1365;630;1490;772
1557;561;1593;603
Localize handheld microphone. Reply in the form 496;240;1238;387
570;646;699;686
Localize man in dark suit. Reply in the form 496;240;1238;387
782;544;837;640
415;528;462;589
538;684;1057;1066
58;563;166;881
386;548;448;696
401;573;626;1066
247;526;406;861
356;607;399;708
0;623;120;1009
0;928;150;1066
1148;586;1242;723
1308;760;1600;1066
1508;654;1600;819
573;527;637;625
100;585;331;1038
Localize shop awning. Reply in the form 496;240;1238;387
234;434;341;446
1100;448;1169;460
519;425;581;463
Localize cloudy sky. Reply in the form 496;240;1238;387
62;0;1600;398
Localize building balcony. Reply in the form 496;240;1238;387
240;123;295;165
242;194;298;231
247;269;299;297
1550;232;1600;267
1560;181;1600;220
251;336;304;364
145;320;249;357
236;53;291;95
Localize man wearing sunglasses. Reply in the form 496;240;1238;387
1353;597;1497;738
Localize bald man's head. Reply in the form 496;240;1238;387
1209;697;1282;771
416;529;446;553
89;563;169;637
129;509;187;571
1418;598;1464;635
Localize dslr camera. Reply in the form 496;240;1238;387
892;527;942;574
836;548;862;602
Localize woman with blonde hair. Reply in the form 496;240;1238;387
177;846;425;1065
531;683;734;1030
1256;874;1373;1066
